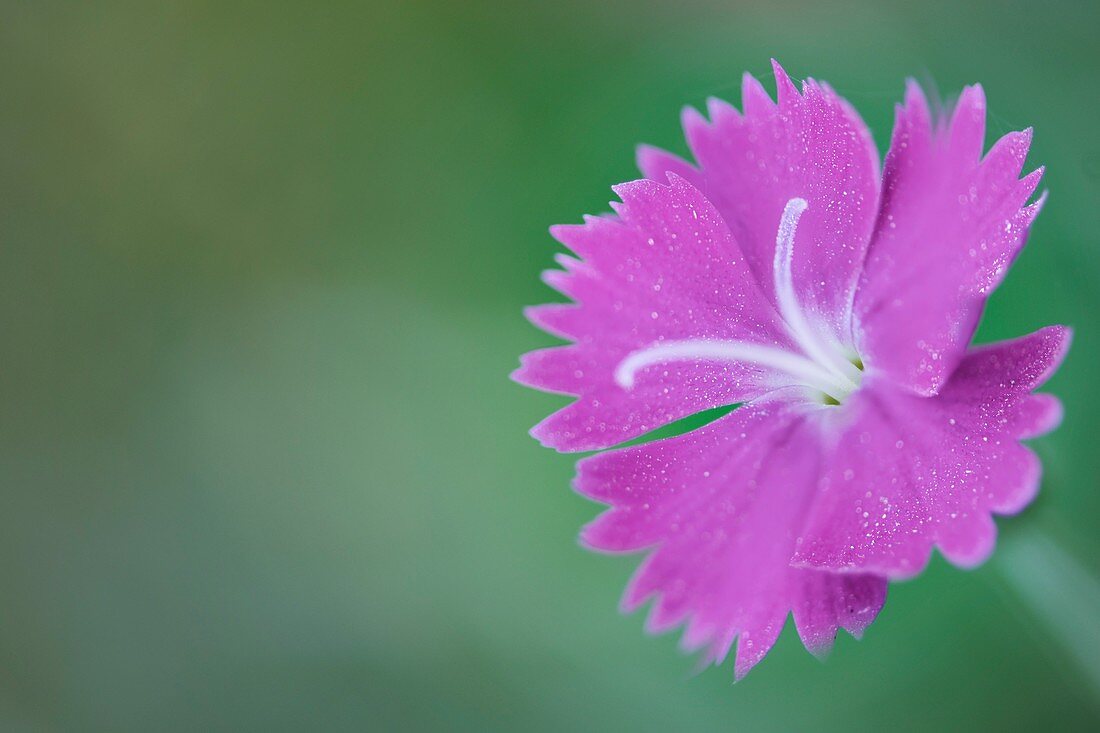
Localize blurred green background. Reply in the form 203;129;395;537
1;0;1097;730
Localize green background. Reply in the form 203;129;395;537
1;0;1097;730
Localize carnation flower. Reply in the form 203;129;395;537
513;60;1069;679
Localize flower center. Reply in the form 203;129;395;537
614;197;864;405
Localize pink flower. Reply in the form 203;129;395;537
513;60;1070;679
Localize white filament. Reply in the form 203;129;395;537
773;198;862;387
614;197;863;403
614;339;856;398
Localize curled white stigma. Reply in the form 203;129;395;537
614;197;863;404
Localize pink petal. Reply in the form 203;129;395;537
854;81;1045;395
514;175;790;452
793;326;1072;579
636;143;700;187
792;570;887;657
576;393;887;678
638;60;881;341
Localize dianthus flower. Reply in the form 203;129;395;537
514;61;1069;678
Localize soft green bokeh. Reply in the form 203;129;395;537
1;1;1097;730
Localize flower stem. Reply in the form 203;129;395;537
995;528;1100;697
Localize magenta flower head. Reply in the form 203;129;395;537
513;61;1070;679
